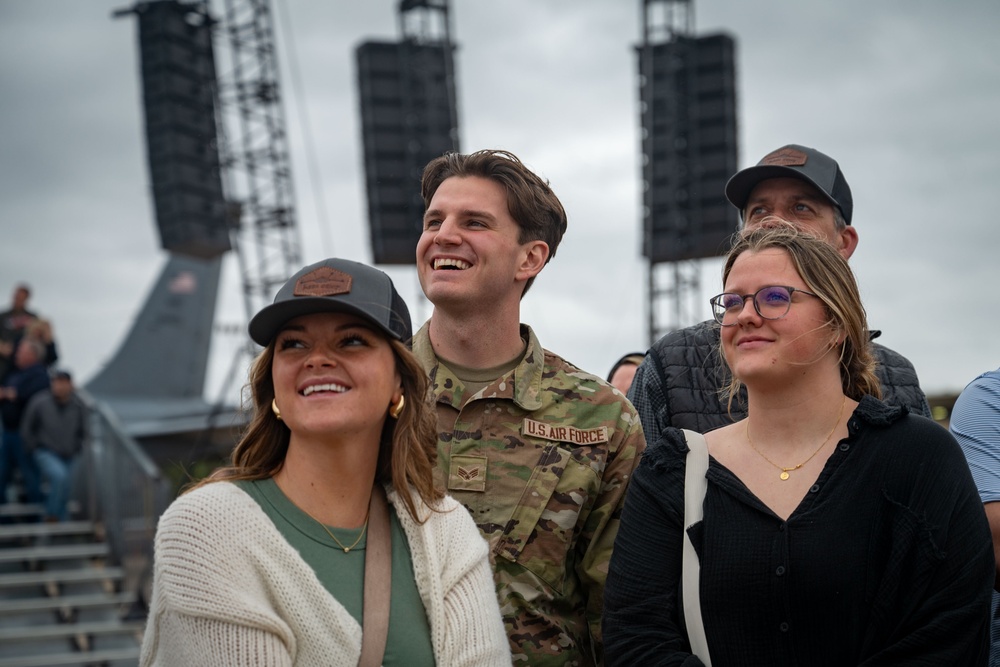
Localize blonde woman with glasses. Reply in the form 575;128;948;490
604;225;993;666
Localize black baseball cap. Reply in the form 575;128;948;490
249;258;412;346
725;144;854;225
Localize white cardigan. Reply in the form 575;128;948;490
140;482;510;666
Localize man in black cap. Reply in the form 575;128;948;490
628;144;931;443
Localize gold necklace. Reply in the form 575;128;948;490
746;395;847;481
302;508;370;553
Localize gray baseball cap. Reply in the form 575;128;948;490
725;144;854;224
249;258;412;345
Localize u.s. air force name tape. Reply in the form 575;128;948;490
522;419;609;445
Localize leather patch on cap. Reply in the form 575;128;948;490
293;267;352;297
760;147;808;167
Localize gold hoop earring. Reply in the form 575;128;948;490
389;394;405;419
271;398;282;421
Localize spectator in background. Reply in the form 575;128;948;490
950;367;1000;666
0;283;38;381
0;338;50;506
0;284;36;338
24;318;58;367
607;352;645;396
22;370;88;522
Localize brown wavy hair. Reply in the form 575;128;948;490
192;338;443;523
421;149;568;296
720;224;881;405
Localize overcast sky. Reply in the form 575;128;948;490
1;0;998;401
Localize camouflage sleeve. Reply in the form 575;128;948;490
627;354;666;446
575;408;646;660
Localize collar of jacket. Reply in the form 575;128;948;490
412;321;544;412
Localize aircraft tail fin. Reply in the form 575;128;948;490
87;254;222;401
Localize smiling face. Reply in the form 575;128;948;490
270;311;401;447
721;248;839;389
416;175;548;311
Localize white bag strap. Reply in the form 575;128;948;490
681;428;712;666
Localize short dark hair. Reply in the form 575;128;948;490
421;149;568;296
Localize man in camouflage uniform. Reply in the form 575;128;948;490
412;149;645;666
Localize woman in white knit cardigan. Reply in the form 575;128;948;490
140;258;510;667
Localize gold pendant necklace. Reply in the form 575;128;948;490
302;508;370;553
746;395;847;481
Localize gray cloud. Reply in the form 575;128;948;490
1;0;997;397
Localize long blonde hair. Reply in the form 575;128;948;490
720;224;881;405
192;338;443;522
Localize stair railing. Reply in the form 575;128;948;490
73;390;172;610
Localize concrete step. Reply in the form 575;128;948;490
0;591;134;615
0;646;141;667
0;521;95;541
0;619;144;643
0;503;44;519
0;543;108;565
0;567;125;590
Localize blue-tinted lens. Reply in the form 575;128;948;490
721;294;744;310
711;293;744;325
755;286;792;319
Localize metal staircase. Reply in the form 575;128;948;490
0;505;141;666
0;391;173;666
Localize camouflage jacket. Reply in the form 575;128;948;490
413;323;646;667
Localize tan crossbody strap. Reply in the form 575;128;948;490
358;485;392;667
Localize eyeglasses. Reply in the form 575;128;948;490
709;286;819;327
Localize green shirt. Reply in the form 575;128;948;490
236;478;435;666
